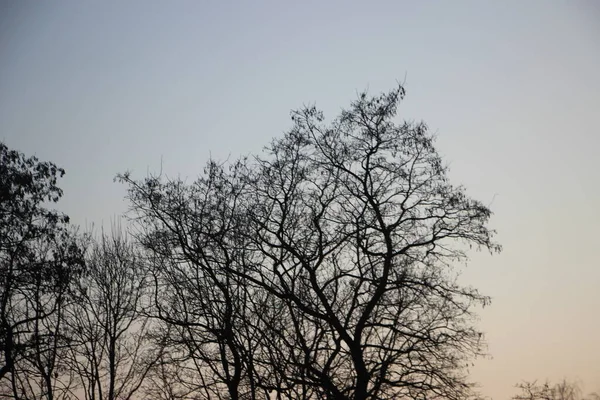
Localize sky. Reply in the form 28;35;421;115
0;1;599;398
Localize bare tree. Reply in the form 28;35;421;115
238;86;499;400
7;230;83;400
64;227;155;400
119;85;500;400
121;161;264;400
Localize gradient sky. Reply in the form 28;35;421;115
1;2;598;398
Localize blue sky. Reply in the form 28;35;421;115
1;2;599;398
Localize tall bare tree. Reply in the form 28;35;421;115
120;85;500;400
239;86;499;400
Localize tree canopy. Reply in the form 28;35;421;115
1;85;503;400
0;142;84;397
119;85;501;400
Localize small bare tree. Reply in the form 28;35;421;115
121;161;263;400
64;227;156;400
7;231;83;400
514;379;599;400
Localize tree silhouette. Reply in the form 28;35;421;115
120;85;500;400
64;227;157;400
121;161;261;400
514;379;599;400
0;142;84;399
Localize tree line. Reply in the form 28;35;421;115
0;85;548;400
513;380;598;400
